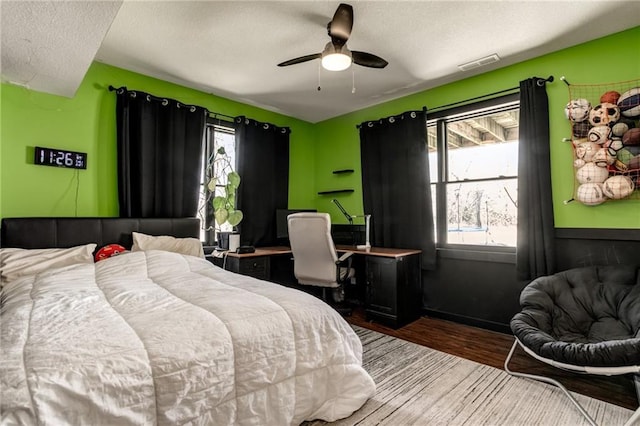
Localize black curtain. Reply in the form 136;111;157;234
516;77;556;280
359;110;436;269
235;116;290;247
115;88;207;218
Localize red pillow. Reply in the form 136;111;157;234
95;244;126;262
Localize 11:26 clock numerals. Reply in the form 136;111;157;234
34;146;87;169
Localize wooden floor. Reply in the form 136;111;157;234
346;307;639;411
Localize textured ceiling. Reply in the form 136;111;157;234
0;0;123;96
2;1;639;123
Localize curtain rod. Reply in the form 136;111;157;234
355;107;428;129
428;76;554;113
108;85;235;121
207;112;235;121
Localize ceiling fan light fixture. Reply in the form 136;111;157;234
321;42;352;71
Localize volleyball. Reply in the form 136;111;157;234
618;87;640;118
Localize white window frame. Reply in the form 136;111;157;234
198;120;236;244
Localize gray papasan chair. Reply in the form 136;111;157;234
504;265;640;426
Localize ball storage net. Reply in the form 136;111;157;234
565;79;640;205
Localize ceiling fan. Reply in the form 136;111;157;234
277;3;388;72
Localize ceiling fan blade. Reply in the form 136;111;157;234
352;51;388;69
328;3;353;42
277;53;322;67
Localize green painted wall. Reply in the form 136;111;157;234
313;26;640;228
2;27;639;229
1;62;316;218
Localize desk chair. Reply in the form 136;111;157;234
287;212;355;316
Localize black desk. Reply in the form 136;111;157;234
208;245;422;328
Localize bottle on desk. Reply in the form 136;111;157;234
356;214;371;251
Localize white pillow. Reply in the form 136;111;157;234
131;232;205;258
0;244;97;286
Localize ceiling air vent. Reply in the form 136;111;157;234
458;54;501;71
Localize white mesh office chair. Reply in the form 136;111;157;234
287;212;355;315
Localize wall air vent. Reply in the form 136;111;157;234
458;54;501;72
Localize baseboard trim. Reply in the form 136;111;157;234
422;309;511;335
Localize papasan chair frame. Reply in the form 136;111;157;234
504;265;640;426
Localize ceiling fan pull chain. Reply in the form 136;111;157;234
317;62;322;91
352;68;356;94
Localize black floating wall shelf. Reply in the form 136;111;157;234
332;169;354;174
317;189;354;195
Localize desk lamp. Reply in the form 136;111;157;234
331;199;371;250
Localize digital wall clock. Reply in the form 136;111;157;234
34;146;87;169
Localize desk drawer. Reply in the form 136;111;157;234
236;257;270;280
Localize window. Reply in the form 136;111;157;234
198;120;236;244
428;94;519;248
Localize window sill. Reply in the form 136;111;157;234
436;246;516;264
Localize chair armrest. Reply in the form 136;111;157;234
335;250;354;284
336;251;354;264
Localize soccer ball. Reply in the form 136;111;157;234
604;138;624;157
576;183;607;206
602;175;635;199
592;148;616;168
564;98;591;122
575;142;599;162
587;126;611;144
575;162;610;184
589;103;621;127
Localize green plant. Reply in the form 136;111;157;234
207;147;243;228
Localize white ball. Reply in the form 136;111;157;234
612;121;630;137
564;98;591;122
589;102;621;126
588;126;611;145
571;137;588;147
605;138;624;157
576;183;607;206
575;142;600;162
592;148;616;168
602;175;635;199
575;162;610;184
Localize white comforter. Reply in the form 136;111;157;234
1;250;375;425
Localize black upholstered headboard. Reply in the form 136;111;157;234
0;217;200;249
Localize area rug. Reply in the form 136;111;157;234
305;326;634;426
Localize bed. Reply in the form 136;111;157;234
0;217;375;425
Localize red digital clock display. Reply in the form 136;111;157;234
34;147;87;169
